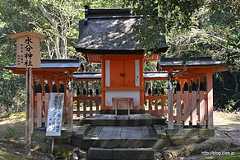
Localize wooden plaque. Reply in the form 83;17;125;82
9;32;43;68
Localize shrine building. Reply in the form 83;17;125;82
7;8;227;134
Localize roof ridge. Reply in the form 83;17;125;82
86;8;132;18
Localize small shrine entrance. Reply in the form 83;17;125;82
8;57;227;130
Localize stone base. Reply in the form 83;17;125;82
153;127;215;148
87;147;154;160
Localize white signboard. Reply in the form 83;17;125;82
46;93;64;137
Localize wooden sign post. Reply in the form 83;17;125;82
9;32;43;146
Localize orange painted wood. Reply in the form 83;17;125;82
87;54;102;63
66;89;73;128
35;93;42;128
106;87;140;91
144;54;160;61
102;54;143;59
161;66;226;74
207;73;213;128
73;96;101;101
44;93;49;124
110;60;125;87
140;58;145;108
145;95;167;100
109;59;135;88
188;93;193;123
161;98;166;117
199;91;207;126
147;109;168;117
10;68;77;75
125;60;135;88
176;91;182;124
149;99;152;111
101;58;106;110
183;91;190;125
191;91;198;125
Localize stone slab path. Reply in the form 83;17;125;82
85;126;157;140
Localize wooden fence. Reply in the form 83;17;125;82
70;91;208;127
72;96;101;121
32;83;209;128
144;91;208;126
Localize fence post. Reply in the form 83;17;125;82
176;91;181;125
191;91;198;126
167;74;174;129
207;73;213;129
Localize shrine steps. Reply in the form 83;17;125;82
71;126;158;150
87;147;154;160
78;114;166;126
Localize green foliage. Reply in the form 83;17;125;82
4;127;17;139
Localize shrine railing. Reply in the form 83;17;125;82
72;96;101;121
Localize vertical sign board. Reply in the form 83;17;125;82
9;32;42;68
8;32;43;145
46;93;64;136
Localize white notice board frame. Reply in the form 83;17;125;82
46;93;64;137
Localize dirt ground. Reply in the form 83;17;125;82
0;111;239;160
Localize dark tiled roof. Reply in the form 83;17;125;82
8;59;80;68
75;8;168;54
160;57;225;67
86;8;132;18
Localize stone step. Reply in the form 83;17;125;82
79;114;166;126
72;126;158;150
77;139;157;150
87;147;154;160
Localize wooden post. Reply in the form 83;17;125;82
30;74;34;134
176;91;181;125
183;90;189;126
207;73;213;128
8;32;43;146
36;92;42;128
67;85;73;130
140;58;145;109
77;99;80;117
188;92;192;125
191;91;198;126
167;73;174;129
101;58;106;110
149;98;152;111
25;68;31;145
199;91;206;126
63;81;67;126
40;80;45;127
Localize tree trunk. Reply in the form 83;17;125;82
55;36;61;59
